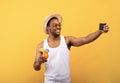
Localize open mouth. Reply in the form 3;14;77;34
56;29;61;33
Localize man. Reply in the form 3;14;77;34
33;14;109;83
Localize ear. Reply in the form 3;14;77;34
46;26;49;34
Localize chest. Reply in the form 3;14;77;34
48;41;60;48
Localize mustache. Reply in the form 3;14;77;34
56;28;61;30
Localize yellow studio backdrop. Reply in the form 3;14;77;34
0;0;120;83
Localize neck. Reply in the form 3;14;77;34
48;35;60;41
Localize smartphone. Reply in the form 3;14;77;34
99;23;106;30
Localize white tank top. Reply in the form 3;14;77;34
43;36;71;82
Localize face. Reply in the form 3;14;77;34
47;18;61;36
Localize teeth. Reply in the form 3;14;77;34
56;30;60;32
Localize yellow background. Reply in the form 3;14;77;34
0;0;120;83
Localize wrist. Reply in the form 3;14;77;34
99;30;103;34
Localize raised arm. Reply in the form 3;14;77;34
67;24;109;47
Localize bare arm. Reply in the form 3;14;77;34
68;24;109;47
33;41;47;71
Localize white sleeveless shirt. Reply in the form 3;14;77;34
43;36;71;83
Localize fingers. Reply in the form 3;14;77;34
103;24;109;32
42;56;47;62
39;56;47;63
39;50;48;63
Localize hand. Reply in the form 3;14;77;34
101;24;109;33
39;56;47;64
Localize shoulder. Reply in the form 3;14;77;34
36;41;44;50
64;36;76;49
64;36;79;45
64;36;76;41
64;36;74;45
64;36;71;40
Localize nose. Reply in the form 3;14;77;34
56;25;60;29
